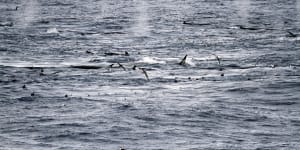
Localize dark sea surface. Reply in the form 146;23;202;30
0;0;300;149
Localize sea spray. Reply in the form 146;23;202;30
234;0;251;24
132;0;150;36
16;0;39;28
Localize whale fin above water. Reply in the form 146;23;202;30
132;65;137;70
104;51;130;56
211;54;223;71
179;54;187;66
124;51;130;56
70;65;102;69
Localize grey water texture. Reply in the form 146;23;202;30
0;0;300;149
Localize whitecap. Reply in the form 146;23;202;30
185;57;196;66
46;28;59;34
138;57;166;64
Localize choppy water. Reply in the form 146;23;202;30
1;0;300;149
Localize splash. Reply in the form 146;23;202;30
138;57;166;64
98;0;109;19
46;28;59;34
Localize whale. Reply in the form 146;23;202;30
179;54;187;66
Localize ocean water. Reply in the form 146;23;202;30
0;0;300;149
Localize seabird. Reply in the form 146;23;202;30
287;31;297;38
140;68;149;81
132;65;137;70
118;63;126;71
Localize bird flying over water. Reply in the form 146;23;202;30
140;68;149;81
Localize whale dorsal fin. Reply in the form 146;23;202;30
179;54;188;66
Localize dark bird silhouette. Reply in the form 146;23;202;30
140;68;149;81
124;51;130;56
211;54;221;66
286;31;297;38
118;63;126;71
109;64;114;68
86;50;94;54
132;65;137;70
104;52;120;56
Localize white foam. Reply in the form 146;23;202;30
186;57;195;66
138;57;166;64
0;61;62;68
46;28;59;34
